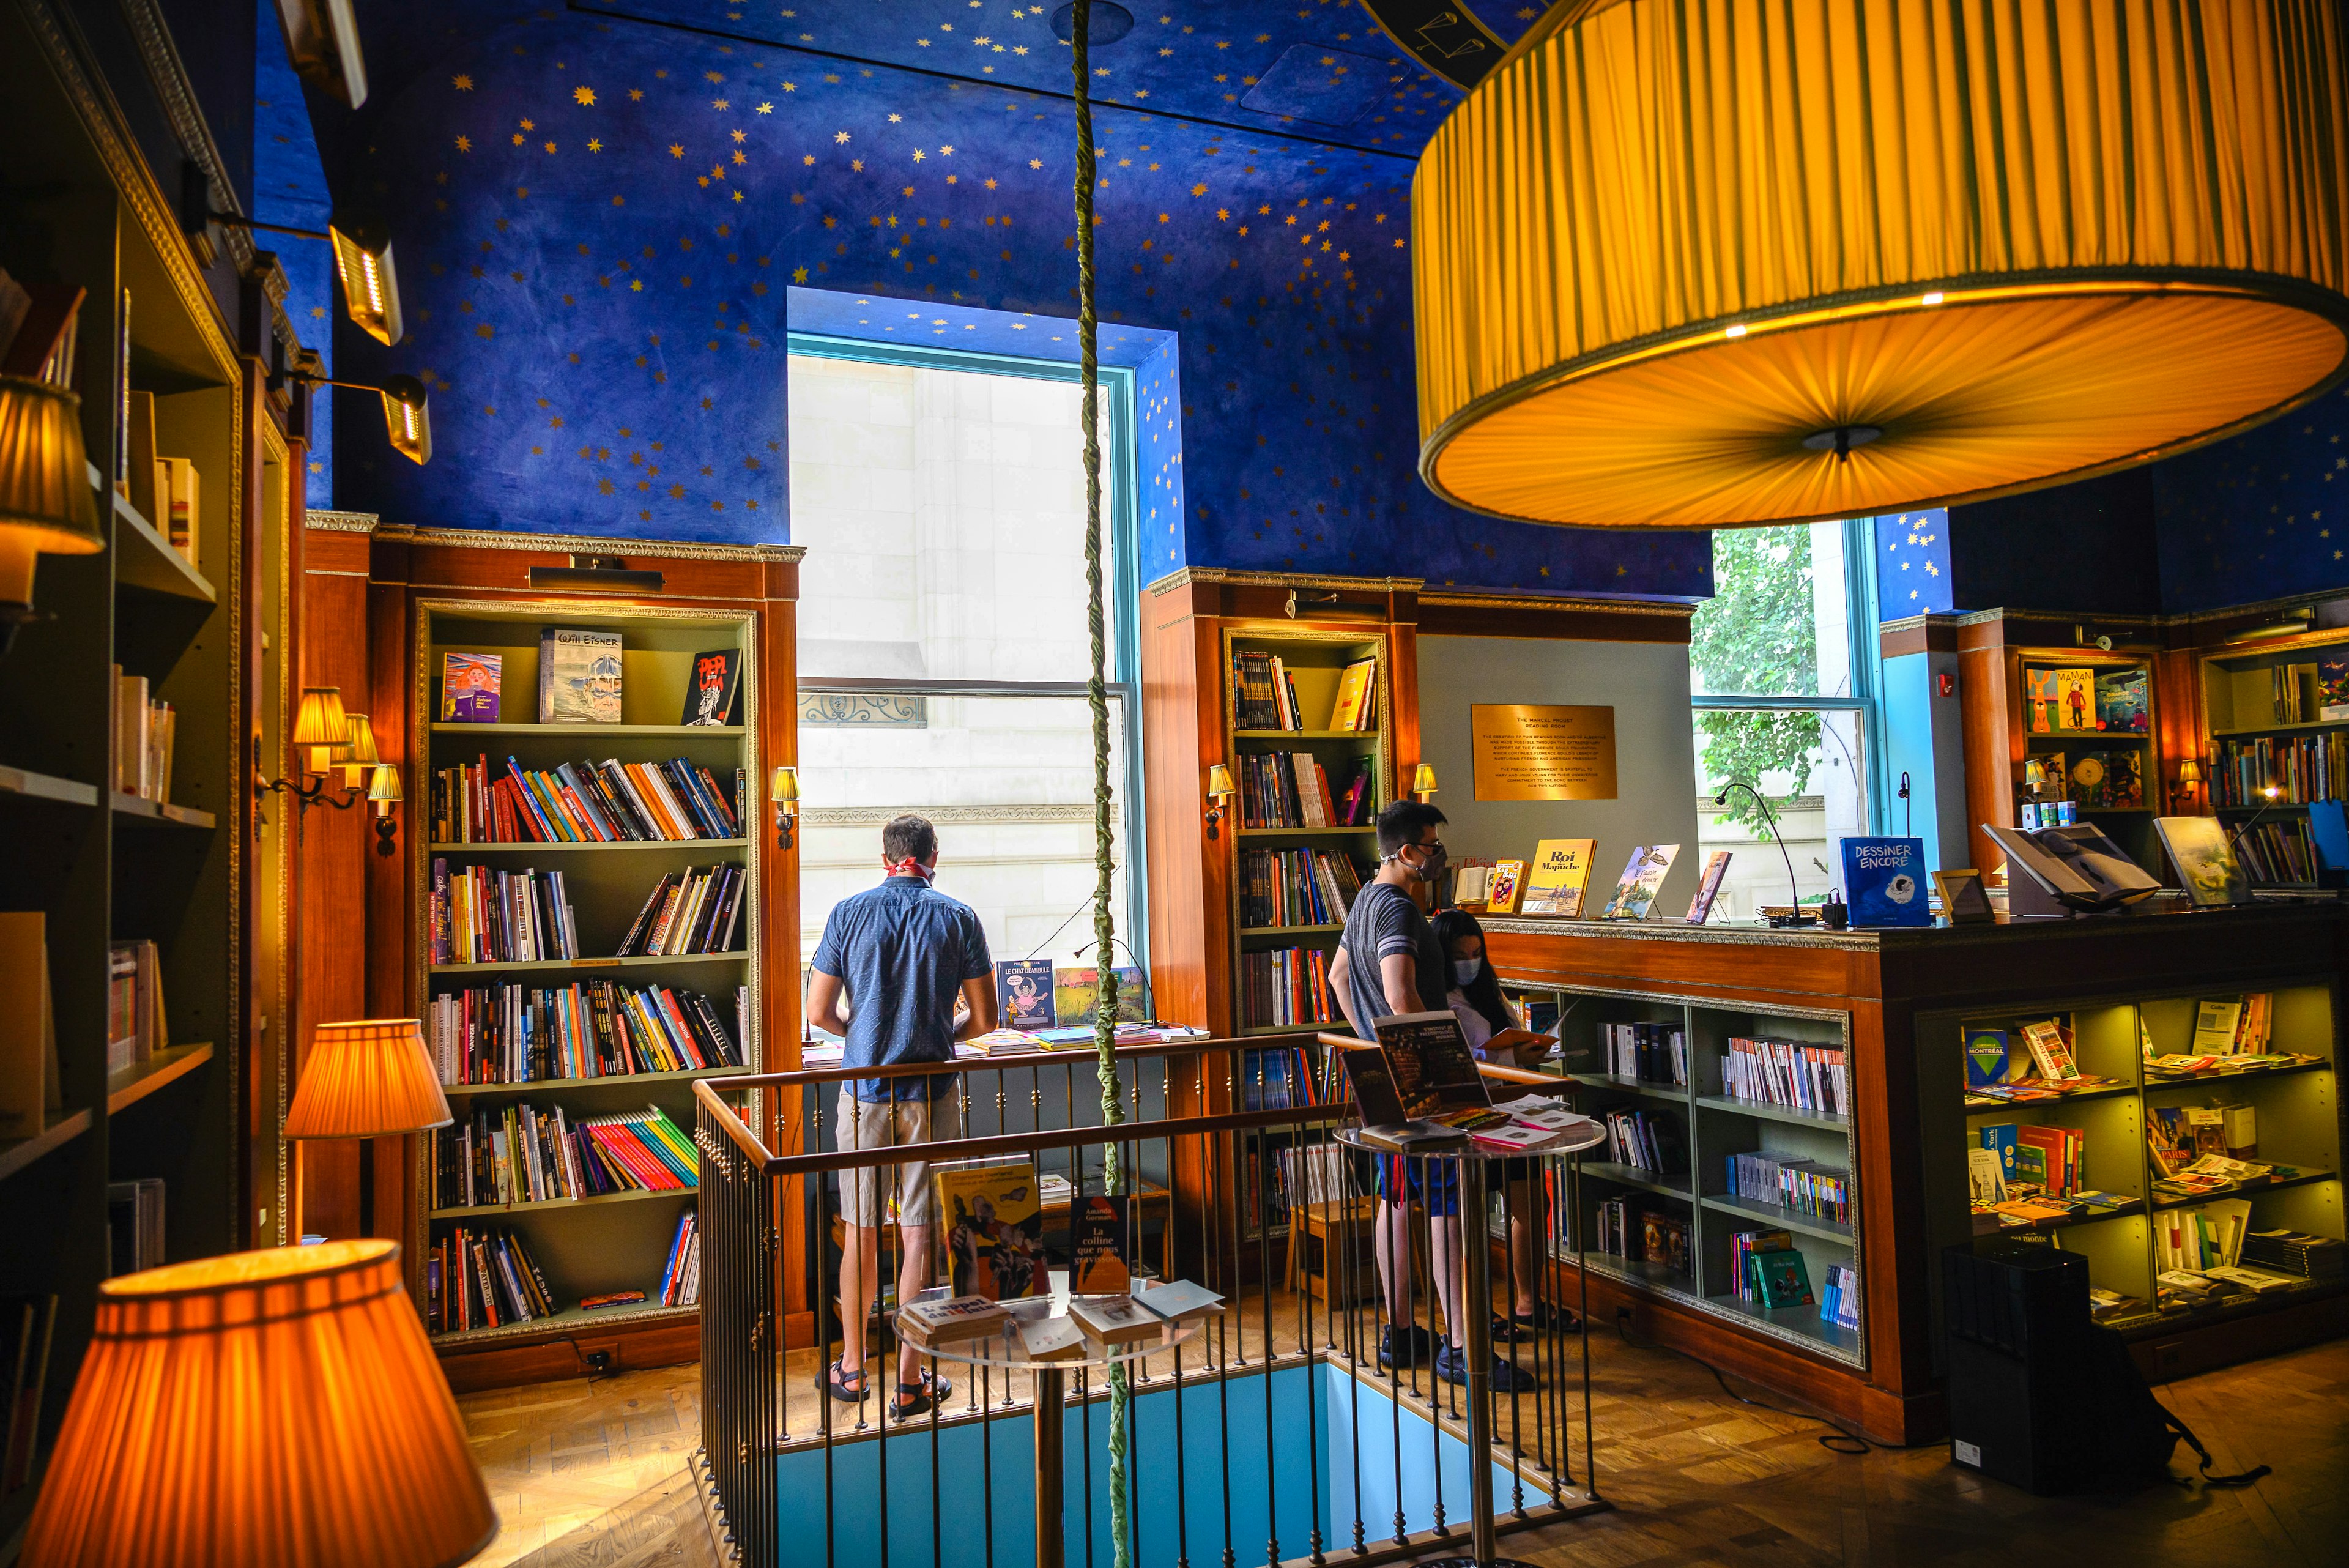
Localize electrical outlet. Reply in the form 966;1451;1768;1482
584;1349;614;1375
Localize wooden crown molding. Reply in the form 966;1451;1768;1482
305;510;379;533
1146;565;1424;596
372;522;805;564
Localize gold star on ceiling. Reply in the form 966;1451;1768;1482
757;102;774;113
588;138;603;152
574;86;596;105
732;128;747;142
456;135;472;151
520;117;535;130
836;130;851;143
670;143;685;156
453;74;473;89
629;88;644;100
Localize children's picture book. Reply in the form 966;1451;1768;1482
1485;859;1526;915
2069;751;2143;810
2321;653;2349;723
1597;844;1679;921
2018;1017;2080;1081
1370;1010;1501;1128
1053;965;1148;1027
2155;816;2252;907
680;648;741;726
1840;837;1930;927
440;652;502;723
2094;668;2149;732
2024;667;2060;734
935;1160;1048;1300
1933;869;1995;924
2052;667;2095;732
1964;1027;2009;1090
1069;1194;1130;1295
1751;1248;1815;1307
995;959;1058;1030
1684;850;1732;924
1520;838;1598;918
538;627;624;724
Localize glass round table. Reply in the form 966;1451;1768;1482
1333;1116;1607;1568
907;1293;1199;1568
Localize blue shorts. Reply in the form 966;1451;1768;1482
1373;1153;1461;1217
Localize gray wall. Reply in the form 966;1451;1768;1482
1417;634;1703;920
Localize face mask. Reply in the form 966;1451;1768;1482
1409;842;1448;884
1453;957;1482;986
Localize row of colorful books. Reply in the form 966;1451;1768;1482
2233;819;2324;886
615;863;748;957
659;1208;701;1307
1239;847;1364;929
2213;732;2347;808
1238;945;1337;1030
1717;1036;1849;1118
1446;840;1717;924
1234;751;1373;830
1239;1045;1321;1111
1228;648;1377;733
429;981;742;1085
429;863;579;965
432;1104;698;1209
428;1227;554;1334
1973;1121;2085;1197
431;753;743;844
1724;1151;1850;1224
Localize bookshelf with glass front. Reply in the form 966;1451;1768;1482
2199;626;2349;888
409;600;762;1356
1919;979;2343;1361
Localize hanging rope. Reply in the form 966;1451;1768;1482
1070;6;1134;1564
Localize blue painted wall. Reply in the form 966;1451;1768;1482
256;9;335;499
1873;509;1953;619
299;5;1712;596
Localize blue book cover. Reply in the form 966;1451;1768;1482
1979;1123;2019;1178
1840;837;1931;927
1964;1028;2009;1090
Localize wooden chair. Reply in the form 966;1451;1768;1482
1280;1142;1377;1301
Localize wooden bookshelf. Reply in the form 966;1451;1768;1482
2196;626;2349;886
2011;647;2163;872
409;599;763;1363
0;0;274;1535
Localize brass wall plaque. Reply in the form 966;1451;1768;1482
1471;705;1619;801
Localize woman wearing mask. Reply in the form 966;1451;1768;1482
1431;908;1577;1337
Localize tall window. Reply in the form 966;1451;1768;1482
1690;520;1882;920
787;344;1144;983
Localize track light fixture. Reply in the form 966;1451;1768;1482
272;0;368;108
180;174;404;347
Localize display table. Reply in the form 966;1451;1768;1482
1335;1117;1606;1568
915;1296;1197;1568
1480;899;2349;1445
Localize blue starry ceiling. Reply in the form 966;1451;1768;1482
299;0;1713;596
2153;385;2349;614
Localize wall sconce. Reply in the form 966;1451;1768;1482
0;375;106;656
2175;757;2203;803
770;765;799;850
368;762;403;855
1411;763;1438;803
271;0;369;108
263;686;366;816
336;712;380;790
187;182;402;345
1204;763;1236;839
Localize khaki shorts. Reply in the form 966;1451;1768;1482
835;1095;935;1228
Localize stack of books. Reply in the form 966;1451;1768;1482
1820;1263;1861;1330
2240;1228;2346;1282
428;981;742;1083
578;1108;699;1192
1728;1226;1794;1304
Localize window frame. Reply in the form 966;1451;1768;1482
1688;516;1890;837
785;332;1152;970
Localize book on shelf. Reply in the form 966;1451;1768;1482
1239;946;1336;1029
105;939;166;1076
612;863;747;957
1820;1262;1861;1330
660;1208;701;1306
2094;667;2149;733
0;913;59;1137
1069;1194;1129;1295
2068;749;2144;809
2017;1017;2080;1082
1597;844;1678;920
1592;1194;1648;1260
1724;1150;1849;1222
1236;751;1343;830
432;754;744;844
110;668;177;803
1601;1020;1686;1087
429;979;741;1084
430;863;580;965
1727;1227;1794;1303
2232;819;2323;885
1519;838;1597;918
1752;1247;1816;1308
2213;730;2349;808
581;1290;649;1312
0;274;83;386
995;959;1057;1030
681;648;741;726
1485;859;1525;915
1053;965;1150;1027
161;456;199;569
429;1226;561;1334
1241;1044;1319;1109
1641;1213;1693;1277
1598;1107;1687;1174
1328;657;1378;732
1239;847;1363;928
105;1178;165;1276
1719;1034;1847;1116
539;627;624;724
1967;1147;2006;1206
432;1102;697;1207
1964;1028;2008;1091
2191;997;2246;1054
2156;1198;2254;1274
2240;1228;2346;1280
1;1293;59;1495
936;1159;1047;1300
440;652;502;723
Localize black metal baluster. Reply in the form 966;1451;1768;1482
1257;1089;1277;1568
1080;1367;1095;1568
983;1362;996;1568
1386;1150;1405;1547
1300;1108;1323;1566
1172;1336;1191;1568
1578;1150;1597;1501
1423;1159;1447;1540
1505;1170;1525;1522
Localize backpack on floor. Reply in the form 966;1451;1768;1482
2082;1325;2268;1492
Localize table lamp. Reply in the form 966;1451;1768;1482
286;1017;452;1236
20;1239;494;1567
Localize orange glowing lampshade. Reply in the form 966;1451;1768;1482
20;1239;495;1567
284;1017;453;1140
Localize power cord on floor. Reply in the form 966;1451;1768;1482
1609;1307;1940;1455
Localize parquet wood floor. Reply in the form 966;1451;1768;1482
462;1331;2348;1568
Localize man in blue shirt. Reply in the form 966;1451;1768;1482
806;814;996;1420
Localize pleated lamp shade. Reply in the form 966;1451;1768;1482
285;1018;453;1139
20;1239;495;1568
1413;0;2349;529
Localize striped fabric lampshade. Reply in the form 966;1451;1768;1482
20;1239;495;1567
285;1018;453;1139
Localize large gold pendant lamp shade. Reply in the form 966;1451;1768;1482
1412;0;2349;529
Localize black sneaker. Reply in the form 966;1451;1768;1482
1511;1302;1583;1335
1435;1337;1538;1392
1376;1323;1430;1370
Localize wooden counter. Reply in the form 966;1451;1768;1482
1482;901;2349;1445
